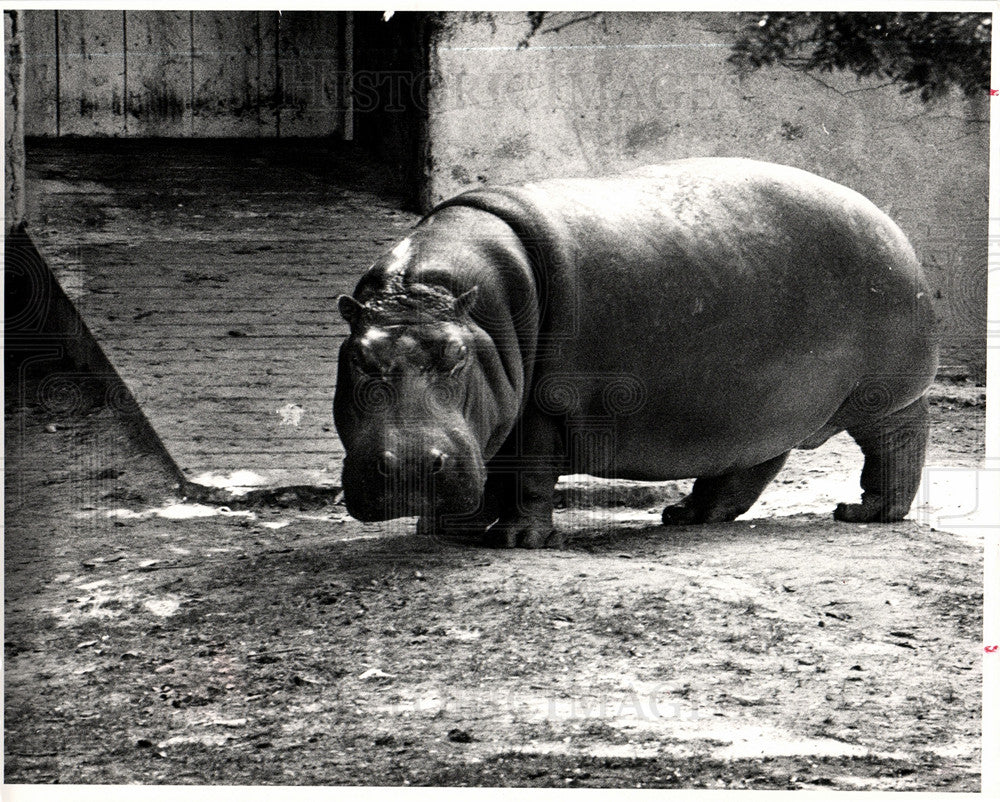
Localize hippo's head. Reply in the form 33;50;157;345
333;278;501;522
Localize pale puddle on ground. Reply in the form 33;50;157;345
187;468;338;495
99;503;254;521
94;502;290;529
187;469;271;493
96;501;390;541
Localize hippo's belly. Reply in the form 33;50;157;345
545;341;864;480
601;360;857;479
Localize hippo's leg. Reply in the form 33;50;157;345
834;395;929;523
662;451;790;525
486;465;563;549
485;410;564;549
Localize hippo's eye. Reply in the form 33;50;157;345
440;342;468;374
349;349;381;376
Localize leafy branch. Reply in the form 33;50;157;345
730;12;992;102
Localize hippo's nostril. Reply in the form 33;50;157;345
378;450;400;476
430;449;448;475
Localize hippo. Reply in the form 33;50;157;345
333;158;939;547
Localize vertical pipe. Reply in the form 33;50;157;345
53;9;60;136
188;10;194;136
273;10;281;138
343;10;353;141
121;10;127;133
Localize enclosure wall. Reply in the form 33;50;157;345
21;9;351;138
424;11;990;378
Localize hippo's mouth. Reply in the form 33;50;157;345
343;486;484;523
340;457;485;523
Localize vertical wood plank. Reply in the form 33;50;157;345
22;10;58;136
277;11;341;137
5;10;26;229
124;10;192;136
258;11;278;136
58;10;125;136
192;10;263;137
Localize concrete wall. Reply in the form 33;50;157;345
5;9;25;231
424;11;989;378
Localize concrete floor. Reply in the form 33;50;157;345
25;138;419;493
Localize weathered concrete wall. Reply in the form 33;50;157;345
5;9;26;231
425;11;989;378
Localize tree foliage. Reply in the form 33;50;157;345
730;12;991;102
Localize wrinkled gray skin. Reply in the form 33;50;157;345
334;159;939;548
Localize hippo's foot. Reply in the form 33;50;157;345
485;519;564;549
661;499;706;526
661;497;745;526
834;396;929;524
662;451;791;526
833;499;906;523
480;454;562;547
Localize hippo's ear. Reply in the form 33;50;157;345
338;295;364;326
455;286;479;318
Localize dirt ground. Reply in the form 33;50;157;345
4;364;985;789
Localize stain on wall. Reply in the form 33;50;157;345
624;119;672;156
22;9;351;138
